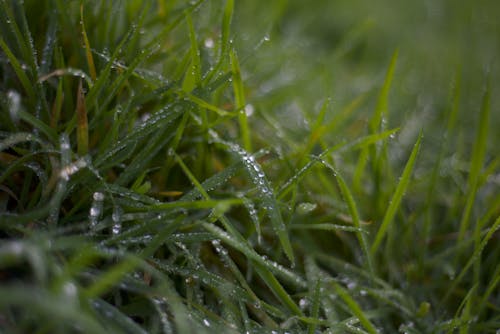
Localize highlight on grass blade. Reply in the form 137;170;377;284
370;131;422;255
76;79;89;156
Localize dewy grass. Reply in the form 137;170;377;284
1;0;499;333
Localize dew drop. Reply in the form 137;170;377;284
89;192;104;227
204;37;214;49
93;192;104;201
7;90;21;123
299;298;309;309
244;104;254;116
63;281;77;299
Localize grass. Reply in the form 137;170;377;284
1;0;499;333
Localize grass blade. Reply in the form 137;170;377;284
0;37;36;102
80;4;97;81
182;11;202;92
230;47;252;152
458;80;490;241
370;132;422;255
76;79;89;155
331;281;378;334
214;137;294;263
315;157;374;276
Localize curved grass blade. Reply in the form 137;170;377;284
370;132;422;255
0;132;44;152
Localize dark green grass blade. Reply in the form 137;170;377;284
458;81;490;242
315;157;374;276
331;281;378;334
212;136;294;263
371;132;422;255
230;47;252;152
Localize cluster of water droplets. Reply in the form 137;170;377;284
242;198;262;244
111;205;123;235
59;157;88;181
89;191;104;228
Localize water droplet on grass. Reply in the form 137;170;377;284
93;192;104;201
244;104;254;116
63;281;77;299
296;202;317;215
204;37;214;49
89;192;104;227
299;298;309;309
7;90;21;123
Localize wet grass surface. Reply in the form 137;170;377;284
0;0;499;333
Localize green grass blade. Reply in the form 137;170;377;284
204;0;233;84
369;49;398;135
307;279;321;334
202;222;306;288
278;128;399;200
214;138;294;263
370;132;422;255
315;157;374;276
230;47;252;152
443;215;500;303
80;4;97;81
182;11;202;92
76;79;89;155
17;109;58;142
331;281;378;334
458;81;490;241
253;262;303;316
0;37;36;103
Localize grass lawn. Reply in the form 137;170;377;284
1;0;499;333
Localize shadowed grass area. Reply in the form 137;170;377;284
1;0;499;333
